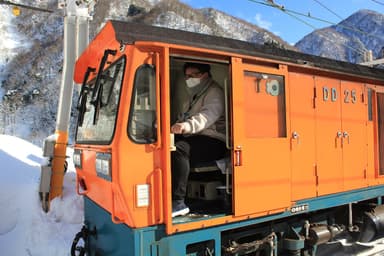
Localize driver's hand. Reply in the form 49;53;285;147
171;123;185;134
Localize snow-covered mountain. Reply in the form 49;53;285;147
0;0;63;145
89;0;293;48
295;9;384;63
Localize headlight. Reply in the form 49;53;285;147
95;152;111;180
73;149;82;169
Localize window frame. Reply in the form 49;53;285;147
127;64;158;144
242;70;287;138
75;56;126;145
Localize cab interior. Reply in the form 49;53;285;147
169;56;233;218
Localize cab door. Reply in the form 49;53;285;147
314;77;343;195
341;81;368;190
289;72;317;200
232;58;291;217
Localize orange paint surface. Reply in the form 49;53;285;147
73;21;384;234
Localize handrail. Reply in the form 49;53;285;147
76;175;88;196
153;168;164;223
224;78;232;195
224;78;231;150
154;52;162;149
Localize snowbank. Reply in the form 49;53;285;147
0;135;83;256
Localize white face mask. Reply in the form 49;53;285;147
185;77;201;88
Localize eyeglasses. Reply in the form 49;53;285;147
184;71;202;79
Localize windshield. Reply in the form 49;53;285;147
76;57;125;144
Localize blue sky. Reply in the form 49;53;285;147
180;0;384;44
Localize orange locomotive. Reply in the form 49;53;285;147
71;20;384;255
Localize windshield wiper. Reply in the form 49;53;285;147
91;49;117;125
77;67;96;127
99;62;122;107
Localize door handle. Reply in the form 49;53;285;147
292;131;300;144
234;146;242;166
343;131;350;144
335;131;342;147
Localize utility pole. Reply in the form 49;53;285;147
39;0;96;212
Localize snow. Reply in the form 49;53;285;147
0;134;83;256
296;10;384;63
0;7;32;78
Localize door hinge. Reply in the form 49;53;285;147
314;164;319;186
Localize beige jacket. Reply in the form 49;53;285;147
178;77;226;142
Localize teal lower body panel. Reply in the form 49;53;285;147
83;198;219;256
81;184;384;256
84;197;133;255
83;197;164;256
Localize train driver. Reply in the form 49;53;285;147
171;62;227;217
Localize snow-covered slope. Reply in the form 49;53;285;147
296;9;384;63
0;0;64;145
0;135;82;256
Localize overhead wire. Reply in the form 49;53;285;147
0;0;53;12
371;0;384;7
246;0;369;55
311;0;382;47
310;0;370;55
249;0;381;41
312;0;344;20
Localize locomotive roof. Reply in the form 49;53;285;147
110;20;384;83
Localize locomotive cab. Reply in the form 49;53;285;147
73;20;239;235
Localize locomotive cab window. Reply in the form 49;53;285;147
128;64;157;144
76;57;125;144
377;92;384;175
243;71;286;138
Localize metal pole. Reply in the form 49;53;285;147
77;16;89;59
39;0;93;211
48;14;77;203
